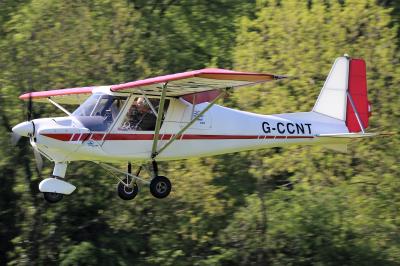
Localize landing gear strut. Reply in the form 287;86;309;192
99;161;172;200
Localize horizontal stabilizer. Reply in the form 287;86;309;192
323;144;348;152
318;133;377;138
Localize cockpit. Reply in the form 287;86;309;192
72;93;127;131
72;93;169;132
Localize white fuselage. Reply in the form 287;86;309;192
31;95;349;164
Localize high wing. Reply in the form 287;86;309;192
19;86;95;104
19;68;285;104
110;68;284;95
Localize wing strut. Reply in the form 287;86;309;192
46;97;85;127
151;88;229;159
47;98;72;116
140;90;158;118
151;83;168;157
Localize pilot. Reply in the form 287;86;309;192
135;97;149;113
128;97;157;130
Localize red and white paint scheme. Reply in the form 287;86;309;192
12;55;375;203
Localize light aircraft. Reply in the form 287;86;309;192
12;55;375;203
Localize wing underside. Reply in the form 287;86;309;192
112;77;252;96
19;68;284;104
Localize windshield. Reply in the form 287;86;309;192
73;93;127;131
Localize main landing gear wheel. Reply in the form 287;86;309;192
43;192;63;203
117;177;139;200
150;176;171;199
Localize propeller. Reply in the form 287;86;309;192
27;92;33;121
11;132;22;146
31;141;44;173
11;92;44;172
11;93;32;146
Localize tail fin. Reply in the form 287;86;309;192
312;56;371;133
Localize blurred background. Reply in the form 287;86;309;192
0;0;399;265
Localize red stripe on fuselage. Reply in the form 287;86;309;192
79;133;90;141
71;134;80;141
90;133;105;141
41;133;72;141
41;133;314;141
104;134;154;140
183;134;260;140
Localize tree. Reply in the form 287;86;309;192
0;1;144;264
208;0;400;264
0;0;399;265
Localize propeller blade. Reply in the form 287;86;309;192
32;146;43;173
11;132;22;146
27;93;32;121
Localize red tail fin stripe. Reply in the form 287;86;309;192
346;58;370;132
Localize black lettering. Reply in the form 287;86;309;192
277;122;285;134
262;122;271;133
287;123;295;134
305;123;312;134
296;123;305;134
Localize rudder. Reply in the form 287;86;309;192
346;59;371;132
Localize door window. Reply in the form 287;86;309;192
119;97;169;131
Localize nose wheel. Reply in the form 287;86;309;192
40;170;75;204
43;192;63;203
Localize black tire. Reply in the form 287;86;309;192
150;176;171;199
43;192;63;203
117;178;139;200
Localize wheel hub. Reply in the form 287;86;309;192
156;181;167;193
123;177;135;194
123;184;134;194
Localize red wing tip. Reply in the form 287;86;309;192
18;87;94;100
19;93;31;100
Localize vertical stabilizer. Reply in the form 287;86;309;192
312;56;371;133
313;57;349;121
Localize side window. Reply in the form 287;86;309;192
119;97;169;131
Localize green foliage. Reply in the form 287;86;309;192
0;0;399;265
212;0;400;264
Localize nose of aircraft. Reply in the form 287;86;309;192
12;121;34;137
